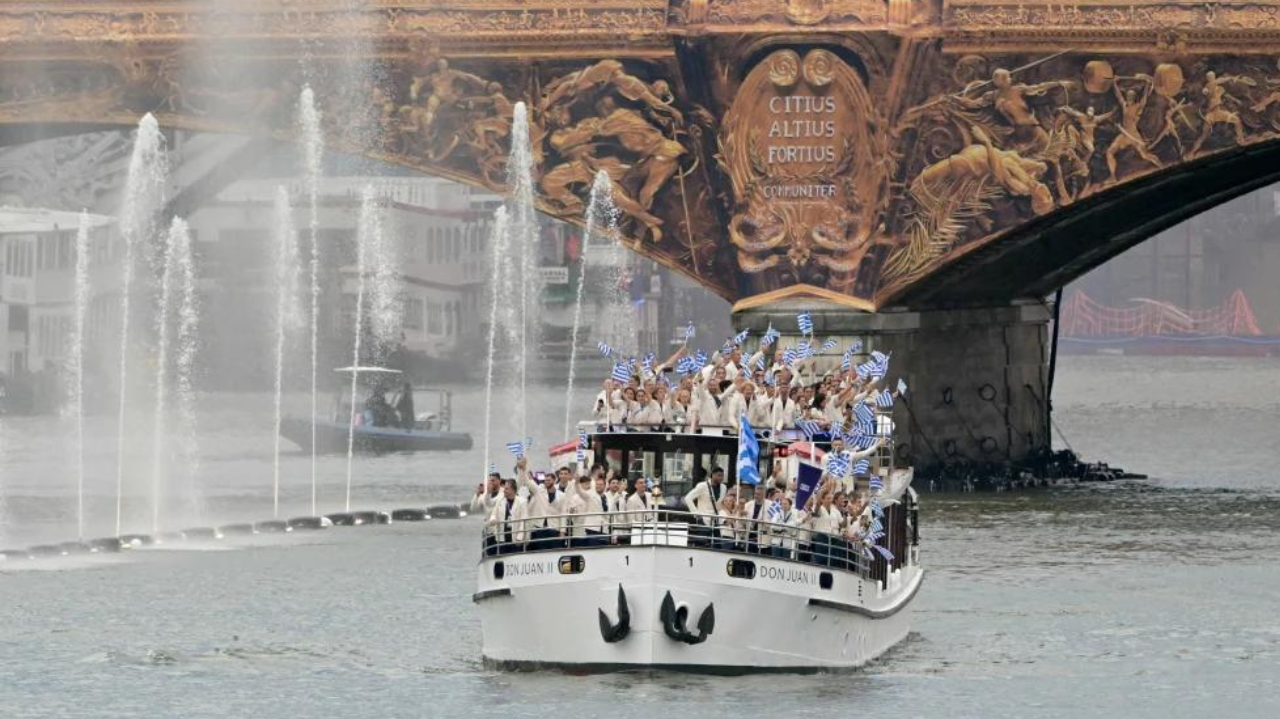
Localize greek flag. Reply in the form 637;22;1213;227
721;341;734;356
576;448;586;464
761;325;780;347
858;418;876;438
874;545;895;561
692;350;708;371
869;475;884;491
850;431;877;450
611;362;631;384
830;418;845;436
796;418;823;440
870;497;884;517
597;341;613;357
754;355;766;371
853;459;870;476
855;402;875;426
683;321;695;340
875;389;894;408
855;358;876;379
736;415;762;486
675;355;696;374
578;429;589;449
841;347;855;372
797;311;813;335
851;339;863;353
505;440;525;458
641;352;655;372
821;338;838;351
869;350;891;378
732;328;750;346
782;348;798;366
897;377;908;395
766;499;783;522
826;453;851;478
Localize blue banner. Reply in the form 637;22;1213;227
794;461;822;511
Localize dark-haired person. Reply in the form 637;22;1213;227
486;479;527;555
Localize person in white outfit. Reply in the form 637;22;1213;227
565;467;612;546
486;479;528;554
470;471;502;516
622;476;657;538
517;458;568;550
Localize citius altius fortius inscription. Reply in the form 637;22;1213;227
720;48;891;300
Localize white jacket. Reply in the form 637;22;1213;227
623;491;657;526
470;489;500;515
565;480;612;534
683;480;727;523
487;495;529;543
519;469;568;531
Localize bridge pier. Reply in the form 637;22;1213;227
734;300;1054;478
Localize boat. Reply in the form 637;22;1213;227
280;367;472;454
474;423;923;672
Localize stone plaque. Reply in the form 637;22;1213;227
719;48;890;300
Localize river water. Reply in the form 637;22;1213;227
0;356;1277;718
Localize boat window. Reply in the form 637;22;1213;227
493;561;505;580
557;556;585;575
819;571;833;590
627;451;657;481
725;559;756;580
662;451;696;496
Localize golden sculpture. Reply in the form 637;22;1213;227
4;1;1280;310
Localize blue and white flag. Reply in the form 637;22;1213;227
760;325;780;347
732;328;750;346
841;347;855;372
597;341;613;357
796;418;823;440
505;440;525;458
721;341;734;356
853;459;870;476
782;347;798;366
850;431;877;451
854;402;875;426
675;355;696;375
754;355;766;372
693;350;708;371
897;377;908;395
762;371;775;387
826;453;851;478
869;350;891;378
821;337;838;351
875;389;894;409
850;339;863;353
611;362;632;384
870;497;884;517
641;352;655;372
869;475;884;492
576;448;586;464
766;499;783;522
578;429;589;449
736;415;762;486
683;321;695;340
797;311;813;335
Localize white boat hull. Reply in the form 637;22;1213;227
475;544;923;671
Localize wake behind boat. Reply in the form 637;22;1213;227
281;367;472;454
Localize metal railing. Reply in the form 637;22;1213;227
480;509;884;577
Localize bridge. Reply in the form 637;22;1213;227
4;0;1279;473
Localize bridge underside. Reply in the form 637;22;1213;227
4;1;1280;475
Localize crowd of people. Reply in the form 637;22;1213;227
592;342;896;436
476;458;890;571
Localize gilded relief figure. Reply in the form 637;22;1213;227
410;57;490;143
1105;75;1162;183
1190;71;1254;156
537;61;687;243
1149;97;1194;156
961;68;1072;152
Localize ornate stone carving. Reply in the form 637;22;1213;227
718;49;893;295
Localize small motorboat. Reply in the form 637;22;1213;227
280;367;472;454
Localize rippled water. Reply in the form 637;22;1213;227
1;356;1278;718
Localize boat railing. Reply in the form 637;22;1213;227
480;509;899;581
